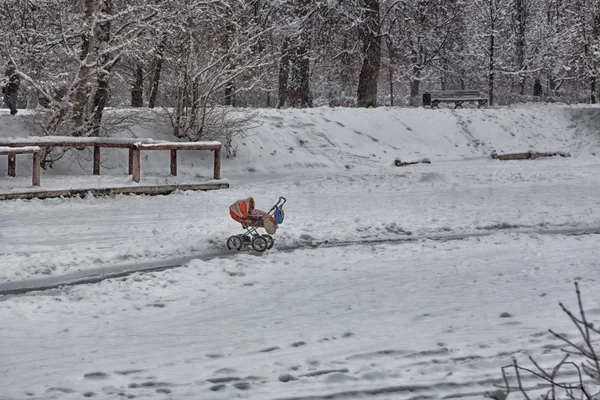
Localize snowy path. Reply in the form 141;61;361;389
2;225;600;296
1;234;599;399
2;157;600;283
2;156;600;399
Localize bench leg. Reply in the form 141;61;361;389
454;102;463;109
477;100;487;109
7;154;16;177
170;149;177;176
431;101;440;109
32;151;41;186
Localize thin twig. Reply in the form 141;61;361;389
513;359;532;400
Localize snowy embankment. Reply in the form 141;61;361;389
1;104;600;400
1;103;599;178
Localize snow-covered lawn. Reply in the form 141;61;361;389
1;104;600;399
2;233;599;399
1;157;600;283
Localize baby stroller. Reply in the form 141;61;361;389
227;196;286;252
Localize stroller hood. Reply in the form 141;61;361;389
229;197;255;222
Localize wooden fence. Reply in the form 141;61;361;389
0;146;41;186
0;137;222;185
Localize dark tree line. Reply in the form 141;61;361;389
0;0;598;139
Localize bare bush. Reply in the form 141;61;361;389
487;282;600;400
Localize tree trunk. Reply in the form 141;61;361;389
224;80;235;106
72;0;96;132
223;19;236;106
277;0;312;108
409;51;420;107
409;71;420;107
386;36;394;106
277;38;290;109
131;63;144;107
148;32;166;109
278;37;311;107
515;0;527;96
488;8;495;106
388;63;394;106
287;36;311;107
174;84;184;138
90;0;113;137
357;0;381;108
592;75;597;104
91;71;109;136
440;58;448;90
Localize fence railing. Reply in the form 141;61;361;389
0;137;222;186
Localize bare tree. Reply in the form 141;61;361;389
277;0;313;108
160;0;270;141
385;0;465;106
131;61;144;107
513;0;529;95
146;32;167;109
469;0;515;105
489;283;600;400
357;0;381;107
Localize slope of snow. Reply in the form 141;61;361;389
0;104;598;180
1;104;600;400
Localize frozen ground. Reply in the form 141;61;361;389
2;233;599;399
1;156;600;283
1;104;600;399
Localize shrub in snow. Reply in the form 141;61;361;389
490;283;600;400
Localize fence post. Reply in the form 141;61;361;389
170;149;177;176
213;148;221;180
32;151;41;186
93;145;100;175
132;147;141;182
128;148;134;175
7;154;16;177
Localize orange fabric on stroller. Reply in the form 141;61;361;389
229;197;277;234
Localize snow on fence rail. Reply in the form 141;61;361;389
0;146;41;186
132;141;222;182
0;137;222;184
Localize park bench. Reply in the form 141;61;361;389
0;146;41;186
423;90;489;109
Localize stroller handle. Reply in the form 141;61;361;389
268;197;286;214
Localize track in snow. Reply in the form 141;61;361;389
1;225;599;297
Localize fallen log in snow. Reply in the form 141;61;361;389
394;158;432;167
491;151;570;160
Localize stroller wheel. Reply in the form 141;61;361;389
262;234;274;250
251;236;268;252
226;235;243;251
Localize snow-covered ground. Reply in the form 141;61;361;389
1;104;600;399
